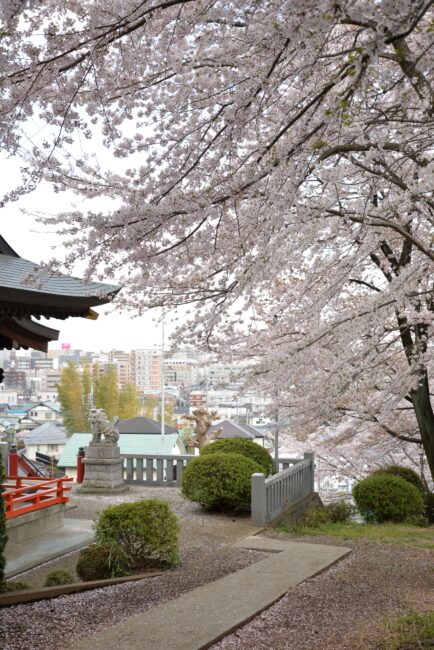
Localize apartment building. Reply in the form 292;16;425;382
109;350;132;387
131;348;162;393
163;357;199;389
43;370;62;392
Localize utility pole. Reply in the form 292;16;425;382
271;314;279;471
161;313;165;445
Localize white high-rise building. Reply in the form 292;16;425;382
131;348;162;393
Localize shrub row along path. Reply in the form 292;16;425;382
1;487;433;650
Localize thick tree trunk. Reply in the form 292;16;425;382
411;375;434;482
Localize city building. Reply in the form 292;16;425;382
42;370;62;392
0;388;18;405
205;362;246;387
189;391;206;409
32;357;54;371
131;348;162;393
3;369;27;395
163;357;199;390
109;350;132;386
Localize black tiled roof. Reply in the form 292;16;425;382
0;255;120;319
118;416;178;435
0;235;121;350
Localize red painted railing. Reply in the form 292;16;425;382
2;476;72;520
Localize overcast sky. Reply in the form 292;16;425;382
1;159;168;353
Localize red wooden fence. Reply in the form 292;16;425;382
2;476;72;520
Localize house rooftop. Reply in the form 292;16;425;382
24;401;61;413
117;416;178;435
22;422;67;445
208;420;267;440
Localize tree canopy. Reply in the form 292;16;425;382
57;362;139;432
57;362;89;434
1;1;434;478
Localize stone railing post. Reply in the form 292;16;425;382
251;473;267;527
304;452;315;494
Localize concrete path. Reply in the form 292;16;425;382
5;518;95;578
67;536;351;650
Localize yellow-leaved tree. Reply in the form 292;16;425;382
57;362;89;434
118;382;140;420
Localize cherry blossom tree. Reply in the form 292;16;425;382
1;1;433;478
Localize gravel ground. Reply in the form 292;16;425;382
0;487;267;650
2;489;433;650
212;530;434;650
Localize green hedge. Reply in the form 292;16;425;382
369;465;425;494
201;438;275;475
96;500;179;571
181;452;262;512
369;465;434;524
353;474;424;523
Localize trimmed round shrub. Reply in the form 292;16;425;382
96;500;179;571
201;438;275;475
76;544;126;581
370;465;425;494
353;474;424;523
181;452;262;512
44;569;75;587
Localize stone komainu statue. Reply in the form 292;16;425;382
183;408;222;451
89;408;120;445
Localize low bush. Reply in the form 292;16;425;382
303;506;331;528
182;452;262;512
353;474;424;523
297;501;352;528
405;514;429;527
201;438;275;475
44;569;75;587
424;491;434;524
370;465;425;494
5;581;30;592
96;500;179;572
325;500;353;523
76;544;123;581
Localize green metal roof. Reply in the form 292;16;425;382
57;433;182;468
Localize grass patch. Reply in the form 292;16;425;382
375;611;434;649
275;520;434;550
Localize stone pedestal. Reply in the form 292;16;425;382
76;443;128;494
